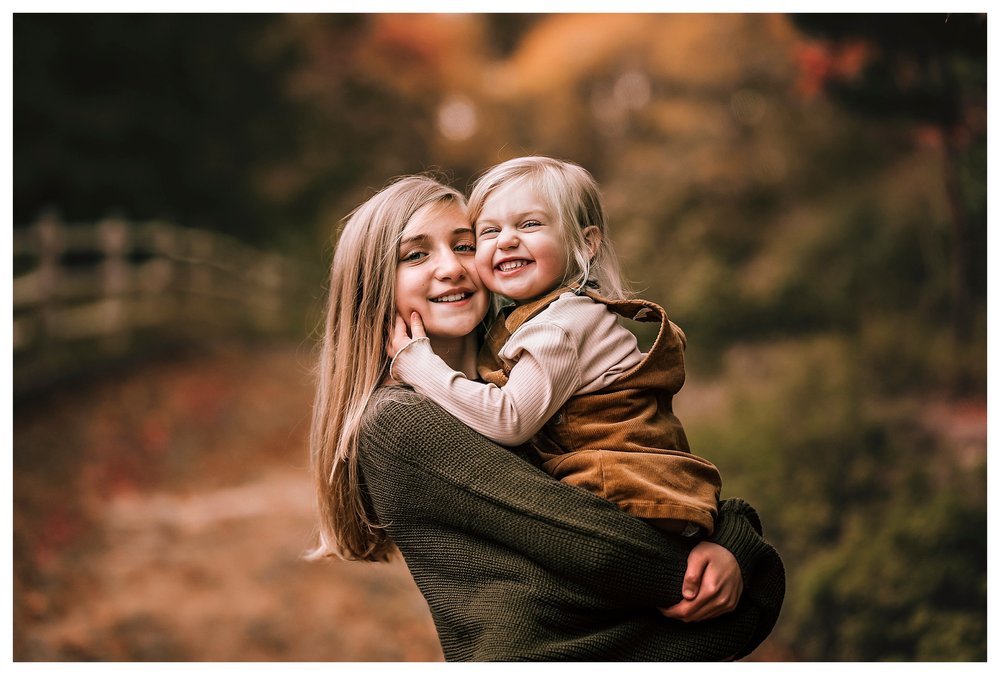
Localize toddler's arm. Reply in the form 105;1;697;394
389;312;581;445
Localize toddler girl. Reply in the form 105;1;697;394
389;156;722;537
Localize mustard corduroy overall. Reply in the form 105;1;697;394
478;286;722;534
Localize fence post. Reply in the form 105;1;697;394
36;211;64;348
98;216;130;351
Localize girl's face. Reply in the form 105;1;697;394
395;201;489;340
473;181;568;304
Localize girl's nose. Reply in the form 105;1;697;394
435;250;467;280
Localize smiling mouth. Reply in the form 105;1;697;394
497;260;531;272
430;292;473;303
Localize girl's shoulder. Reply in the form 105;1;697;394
363;386;428;428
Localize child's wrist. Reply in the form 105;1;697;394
389;336;430;382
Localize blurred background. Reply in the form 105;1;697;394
12;13;986;661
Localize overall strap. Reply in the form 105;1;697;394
478;286;576;384
504;286;576;333
577;288;687;362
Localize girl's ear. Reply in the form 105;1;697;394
582;226;602;259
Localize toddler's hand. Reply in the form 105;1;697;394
388;312;426;358
658;541;743;623
408;312;426;340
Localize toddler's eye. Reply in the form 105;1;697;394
477;226;500;238
521;220;542;229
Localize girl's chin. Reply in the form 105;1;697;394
423;317;483;340
425;301;487;325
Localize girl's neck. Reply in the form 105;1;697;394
429;333;479;379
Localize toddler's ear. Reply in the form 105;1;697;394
582;225;602;259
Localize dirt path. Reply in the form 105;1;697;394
13;343;443;661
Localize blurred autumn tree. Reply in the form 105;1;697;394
764;13;987;660
791;13;986;348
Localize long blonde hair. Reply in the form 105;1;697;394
468;155;632;301
308;175;467;561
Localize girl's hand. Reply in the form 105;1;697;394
658;541;744;622
387;311;425;358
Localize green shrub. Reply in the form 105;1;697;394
686;336;986;660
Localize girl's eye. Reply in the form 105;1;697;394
455;243;476;253
400;250;427;263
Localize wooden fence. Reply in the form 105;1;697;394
12;213;309;391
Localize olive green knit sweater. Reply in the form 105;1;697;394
358;389;785;661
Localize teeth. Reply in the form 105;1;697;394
431;293;468;303
499;260;528;272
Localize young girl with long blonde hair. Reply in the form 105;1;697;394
309;175;483;561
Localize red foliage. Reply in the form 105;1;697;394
794;39;871;100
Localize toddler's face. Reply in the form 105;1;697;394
473;181;568;304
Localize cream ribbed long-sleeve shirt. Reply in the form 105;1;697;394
390;292;644;446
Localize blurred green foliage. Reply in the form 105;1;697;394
687;336;985;660
13;13;986;661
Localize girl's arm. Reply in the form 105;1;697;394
388;312;581;445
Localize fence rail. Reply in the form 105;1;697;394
13;213;307;390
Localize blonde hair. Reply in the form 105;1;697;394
308;175;467;561
468;155;631;301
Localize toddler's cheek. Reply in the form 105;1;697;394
474;252;493;280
